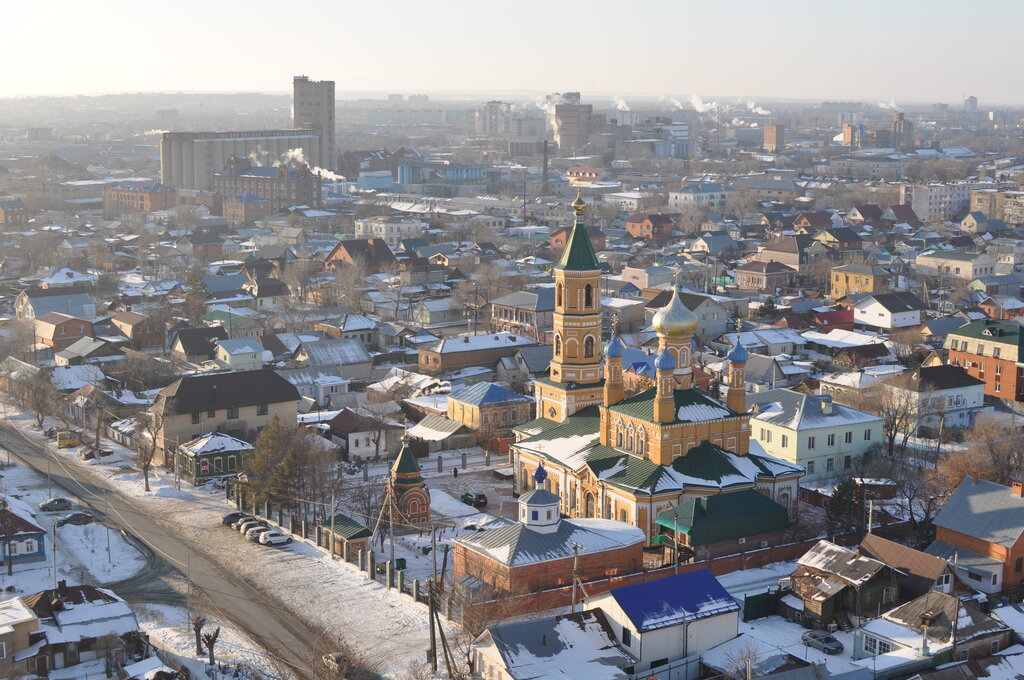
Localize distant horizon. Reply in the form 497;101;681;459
6;0;1024;105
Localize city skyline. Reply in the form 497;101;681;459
5;0;1024;105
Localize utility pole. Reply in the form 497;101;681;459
51;523;57;589
571;543;580;613
673;510;680;575
428;528;437;673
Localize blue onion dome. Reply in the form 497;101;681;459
728;338;749;364
654;347;676;371
604;334;625;359
534;463;548;485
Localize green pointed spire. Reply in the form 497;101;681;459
554;188;600;271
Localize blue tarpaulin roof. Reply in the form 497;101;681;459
609;568;739;632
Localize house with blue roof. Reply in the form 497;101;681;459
447;382;533;436
587;568;740;673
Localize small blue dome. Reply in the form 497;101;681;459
728;339;749;364
654;348;676;371
604;335;625;359
533;464;548;485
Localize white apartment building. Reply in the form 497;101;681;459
898;182;999;223
354;215;427;248
668;182;733;212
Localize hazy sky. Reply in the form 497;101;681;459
3;0;1022;104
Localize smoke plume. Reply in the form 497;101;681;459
612;95;630;112
746;100;771;116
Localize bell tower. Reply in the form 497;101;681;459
536;188;606;422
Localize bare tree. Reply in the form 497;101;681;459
16;370;62;429
134;402;170;492
332;257;368;313
202;626;220;665
889;326;924;365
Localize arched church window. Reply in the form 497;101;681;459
556;283;563;307
584;336;595;357
584;284;593;308
617;431;623;447
554;335;561;356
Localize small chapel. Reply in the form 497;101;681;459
513;191;803;545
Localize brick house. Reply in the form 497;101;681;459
624;213;677;240
110;310;163;351
224;193;272;226
324;238;395;274
418;332;538;375
103;182;177;218
453;480;645;595
926;476;1024;597
0;598;39;676
734;260;795;291
0;199;28;224
174;232;224;262
550;225;605;253
446;382;533;439
489;289;555;342
944;319;1024;402
33;312;93;351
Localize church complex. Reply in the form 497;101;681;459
513;192;803;547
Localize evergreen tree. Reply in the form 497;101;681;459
245;416;293;504
825;478;866;539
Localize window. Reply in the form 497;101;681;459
584;336;595;358
554;335;561;356
994;347;1001;358
827;434;836;446
227;455;237;471
191;413;200;424
584;284;593;308
1017;558;1023;573
531;511;538;521
958;650;970;661
0;641;6;659
781;434;788;448
992;573;998;585
967;571;982;582
826;458;835;472
207;410;216;418
227;406;239;420
864;429;872;441
257;403;268;416
992;641;1001;654
808;436;816;449
214;458;223;473
996;364;1002;376
978;343;986;355
621;627;631;646
807;461;815;474
864;636;892;655
844;431;853;444
546;510;551;520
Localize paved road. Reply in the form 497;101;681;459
0;422;317;679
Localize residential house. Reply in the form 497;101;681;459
961;211;990;234
53;337;123;367
846;204;883;224
291;338;372;380
14;286;96;321
719;328;806;358
587;569;740;674
0;597;39;677
175;432;253;485
241;276;290;311
326;407;402;459
783;540;898;629
916;251;997;280
150;370;300;465
854;592;1010;670
944;319;1024;402
21;583;139;675
881;204;919;226
926;476;1024;597
490;289;556;343
621;265;676;289
758;235;815;273
624;213;678;240
497;345;554;383
471;610;637;680
550;225;606;253
412;297;466;330
814;228;863;260
213;337;265;371
883;365;986;435
34;267;97;289
734;260;795;291
447;382;533;438
859;534;959;600
109;311;162;350
853;292;927;330
405;414;475;453
751;389;882;481
978;294;1024;321
668;182;733;212
169;326;228;363
174;232;224;262
691;232;738;257
793;211;837;233
418;332;538;375
276;367;350;409
0;499;46;565
0;199;28;224
201;309;263;339
33;313;93;352
354;215;427;248
830;264;892;300
324;238;396;273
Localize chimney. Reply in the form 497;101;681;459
1012;482;1023;498
972;471;980;484
463;336;470;343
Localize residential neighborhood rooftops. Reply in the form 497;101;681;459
931;477;1024;548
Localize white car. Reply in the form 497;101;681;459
246;526;273;541
259;531;293;546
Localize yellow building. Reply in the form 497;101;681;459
830;263;892;300
513;196;802;544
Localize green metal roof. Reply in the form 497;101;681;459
655;489;789;546
390;443;424;484
553;218;600;271
322;512;372;540
950;318;1024;347
608;387;738;424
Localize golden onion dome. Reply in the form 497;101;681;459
571;187;586;215
652;287;698;337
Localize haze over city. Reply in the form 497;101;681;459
4;0;1023;103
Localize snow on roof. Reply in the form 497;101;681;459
426;332;538;354
179;432;253;455
801;328;888;348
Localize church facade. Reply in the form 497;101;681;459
512;192;802;546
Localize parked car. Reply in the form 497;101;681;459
56;511;94;527
222;512;247;526
460;491;487;508
237;519;268;534
259;531;293;546
802;630;844;655
245;526;273;541
39;497;73;512
231;516;258;530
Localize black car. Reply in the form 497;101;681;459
56;511;94;527
460;492;487;508
222;512;247;526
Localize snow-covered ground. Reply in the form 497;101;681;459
56;523;147;585
137;603;295;680
717;561;796;601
